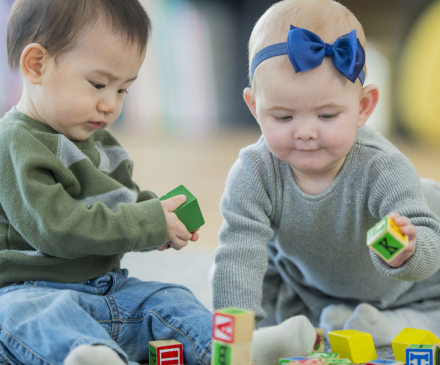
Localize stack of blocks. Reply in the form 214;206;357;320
367;216;408;263
211;307;255;365
392;328;440;363
280;327;440;365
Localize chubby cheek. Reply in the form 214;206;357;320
260;123;292;159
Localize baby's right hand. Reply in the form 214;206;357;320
158;195;192;251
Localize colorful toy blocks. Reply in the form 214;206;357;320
328;330;377;364
366;359;404;365
406;344;437;365
149;340;183;365
287;360;327;365
211;307;254;365
392;328;440;362
280;357;310;365
323;359;351;364
367;216;408;263
314;329;325;353
308;353;340;359
159;185;205;233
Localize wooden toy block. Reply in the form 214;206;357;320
211;340;252;365
159;185;205;233
308;352;340;359
212;307;254;343
149;340;183;365
324;359;351;364
406;344;437;365
367;216;408;263
313;329;325;353
392;328;440;362
328;330;377;364
366;360;404;365
280;357;310;365
287;360;328;365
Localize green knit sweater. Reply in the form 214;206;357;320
0;107;167;287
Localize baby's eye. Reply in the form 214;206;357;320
90;82;105;90
274;116;292;122
118;89;129;94
320;113;339;120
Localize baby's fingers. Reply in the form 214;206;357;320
169;237;189;251
400;224;417;241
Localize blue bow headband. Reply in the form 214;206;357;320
250;25;366;85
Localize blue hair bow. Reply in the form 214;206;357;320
251;25;365;84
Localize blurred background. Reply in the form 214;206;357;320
2;0;440;311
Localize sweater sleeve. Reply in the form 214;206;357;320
212;148;275;325
0;128;167;259
367;152;440;281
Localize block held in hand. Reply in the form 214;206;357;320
367;216;408;263
160;185;205;233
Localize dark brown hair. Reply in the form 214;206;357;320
7;0;152;70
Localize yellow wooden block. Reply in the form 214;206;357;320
392;328;440;362
328;330;377;364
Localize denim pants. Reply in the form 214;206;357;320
0;269;212;365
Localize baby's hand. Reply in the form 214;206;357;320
157;195;198;251
387;212;417;267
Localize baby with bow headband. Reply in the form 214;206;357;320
212;0;440;363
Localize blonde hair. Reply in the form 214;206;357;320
248;0;367;89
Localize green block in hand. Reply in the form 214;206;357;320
159;185;205;233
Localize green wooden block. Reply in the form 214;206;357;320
159;185;205;233
309;352;340;359
326;359;352;364
149;343;158;365
366;216;408;262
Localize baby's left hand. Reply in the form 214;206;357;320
387;212;417;267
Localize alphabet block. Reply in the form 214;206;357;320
287;360;328;365
308;353;340;359
159;185;205;233
280;357;309;365
406;345;437;365
366;360;404;365
212;308;254;343
392;328;440;362
328;330;377;364
313;329;325;353
367;216;408;263
149;340;183;365
211;340;252;365
324;359;351;364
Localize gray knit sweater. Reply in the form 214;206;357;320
212;125;440;325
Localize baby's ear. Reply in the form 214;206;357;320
20;43;47;85
243;87;258;122
358;84;380;128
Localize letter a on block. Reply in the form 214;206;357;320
213;313;234;343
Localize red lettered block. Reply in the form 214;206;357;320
149;340;183;365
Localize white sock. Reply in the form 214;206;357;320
252;315;316;365
319;304;354;337
344;303;440;347
64;344;126;365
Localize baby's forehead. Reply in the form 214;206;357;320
254;57;360;104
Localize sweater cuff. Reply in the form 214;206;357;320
127;198;168;251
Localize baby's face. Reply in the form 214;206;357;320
32;24;145;140
252;58;363;178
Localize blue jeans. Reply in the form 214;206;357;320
0;269;212;365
